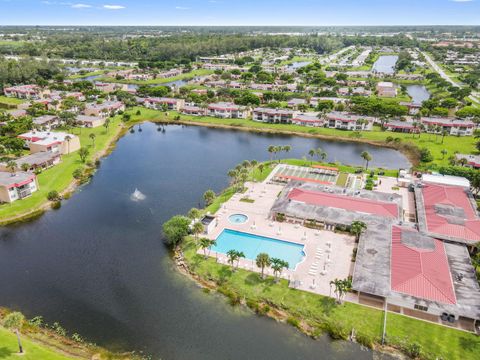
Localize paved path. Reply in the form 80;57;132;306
421;50;480;105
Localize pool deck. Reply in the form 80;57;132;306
201;180;356;297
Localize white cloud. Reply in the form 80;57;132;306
450;0;474;2
71;3;92;8
175;6;190;10
103;4;125;10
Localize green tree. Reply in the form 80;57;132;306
270;258;289;282
6;160;16;175
187;207;201;220
256;253;271;279
89;133;96;147
103;118;111;133
329;278;352;304
20;163;29;172
192;221;204;243
203;189;216;206
360;151;372;170
227;249;240;270
350;221;367;242
162;215;190;247
78;147;89;163
199;238;216;259
3;312;25;354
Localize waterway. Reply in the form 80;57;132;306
406;85;430;104
372;55;398;75
0;124;409;359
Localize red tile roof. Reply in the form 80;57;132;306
288;188;398;218
421;184;480;243
391;226;456;304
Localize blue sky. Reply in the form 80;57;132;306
0;0;479;26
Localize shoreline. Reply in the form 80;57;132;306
0;114;416;226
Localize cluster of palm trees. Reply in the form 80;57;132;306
308;147;327;164
227;160;258;191
199;237;217;258
267;145;292;162
188;207;205;244
350;221;367;242
226;249;245;271
255;252;289;282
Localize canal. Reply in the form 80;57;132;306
0;124;409;360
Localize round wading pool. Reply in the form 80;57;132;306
228;214;249;224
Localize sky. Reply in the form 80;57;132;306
0;0;479;26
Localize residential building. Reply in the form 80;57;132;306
0;171;39;203
287;98;307;109
143;97;185;111
3;84;41;99
18;131;81;154
325;111;375;131
376;82;397;97
291;114;324;127
181;105;207;116
455;154;480;168
75;115;106;128
385;120;416;133
84;101;125;118
207;102;249;119
0;152;61;172
421;117;475;136
33;115;60;130
252;108;297;123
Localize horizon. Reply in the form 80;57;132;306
1;0;479;26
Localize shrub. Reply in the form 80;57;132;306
404;342;422;358
286;316;300;329
356;332;375;348
51;201;62;210
420;148;433;163
72;168;83;179
258;304;270;315
47;190;60;201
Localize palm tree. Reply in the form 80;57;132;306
20;163;30;172
65;135;72;154
192;221;204;243
350;221;367;242
227;250;240;271
6;160;16;175
282;145;292;162
187;207;201;220
329;278;352;304
267;145;275;162
441;130;448;144
103;118;111;133
360;151;372;170
203;190;216;206
441;149;448;160
308;148;316;164
256;253;271;279
315;147;327;162
89;133;96;147
3;312;25;353
258;163;265;175
235;251;245;270
199;238;216;259
270;258;289;282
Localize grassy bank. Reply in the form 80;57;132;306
124;106;477;168
181;240;479;360
0;327;74;360
0;117;124;224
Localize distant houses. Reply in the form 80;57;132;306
207;102;249;119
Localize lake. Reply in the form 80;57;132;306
372;55;398;75
0;124;408;359
406;85;430;104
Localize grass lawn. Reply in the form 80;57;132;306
0;117;123;222
125;106;477;168
0;95;26;106
96;69;214;85
182;238;480;360
0;327;74;360
67;70;107;80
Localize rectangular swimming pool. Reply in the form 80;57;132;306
211;229;305;269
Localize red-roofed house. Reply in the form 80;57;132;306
288;188;399;219
391;226;456;304
417;183;480;244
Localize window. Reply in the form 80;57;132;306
414;304;428;312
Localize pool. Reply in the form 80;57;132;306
228;214;249;224
212;229;305;269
